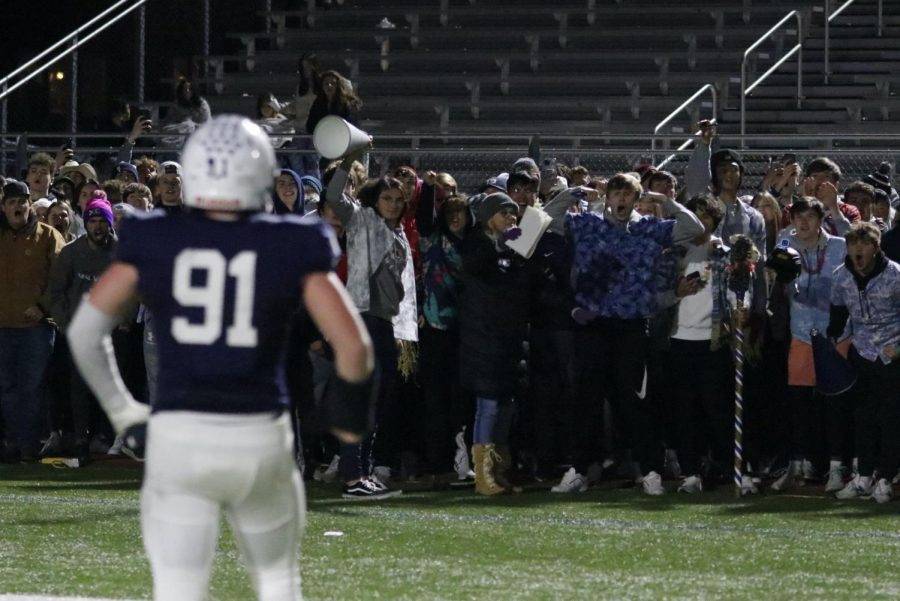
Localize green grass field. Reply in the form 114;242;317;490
1;461;899;601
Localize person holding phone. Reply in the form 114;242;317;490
760;153;803;209
664;194;746;494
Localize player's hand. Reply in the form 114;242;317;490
122;422;147;460
23;306;44;322
109;398;150;435
309;340;325;355
423;171;437;186
884;345;898;362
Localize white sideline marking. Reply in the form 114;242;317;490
0;596;142;601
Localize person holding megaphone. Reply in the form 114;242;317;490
321;132;413;500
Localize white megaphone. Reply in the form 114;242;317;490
313;116;372;159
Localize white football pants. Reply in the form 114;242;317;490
141;411;305;601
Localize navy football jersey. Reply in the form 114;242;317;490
116;210;338;414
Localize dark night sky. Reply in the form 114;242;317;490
2;0;262;132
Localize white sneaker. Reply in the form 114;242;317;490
453;429;473;480
741;474;759;496
770;460;802;493
367;475;401;497
107;435;125;456
825;464;846;493
551;467;588;493
641;471;665;496
678;474;703;494
313;454;340;483
376;17;396;29
835;474;874;499
872;478;894;504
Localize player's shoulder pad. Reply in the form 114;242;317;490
126;208;168;222
250;212;340;266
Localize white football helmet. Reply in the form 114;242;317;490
180;114;278;212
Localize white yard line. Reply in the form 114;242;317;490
0;597;143;601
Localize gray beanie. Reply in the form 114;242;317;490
476;192;518;224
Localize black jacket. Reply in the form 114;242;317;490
458;229;533;399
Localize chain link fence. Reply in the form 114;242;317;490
367;148;899;195
7;132;899;196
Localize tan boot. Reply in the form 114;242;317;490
472;444;506;496
493;446;523;493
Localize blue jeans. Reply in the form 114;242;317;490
473;397;516;446
0;325;56;453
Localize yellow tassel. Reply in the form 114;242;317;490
397;340;418;381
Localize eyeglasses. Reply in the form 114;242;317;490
498;208;518;217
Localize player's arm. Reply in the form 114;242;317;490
302;271;374;443
67;262;149;433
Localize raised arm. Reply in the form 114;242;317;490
649;192;704;245
685;142;712;199
542;187;591;235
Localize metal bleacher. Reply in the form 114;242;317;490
194;1;823;139
187;0;900;151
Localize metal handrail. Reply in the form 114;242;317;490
0;0;137;90
825;0;855;84
0;0;148;171
741;11;803;149
0;1;148;103
825;0;883;84
651;83;717;166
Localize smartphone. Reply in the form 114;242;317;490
685;271;702;281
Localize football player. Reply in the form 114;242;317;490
68;115;374;601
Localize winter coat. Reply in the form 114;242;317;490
458;229;532;399
0;217;65;327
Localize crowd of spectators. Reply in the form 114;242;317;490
1;71;899;505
